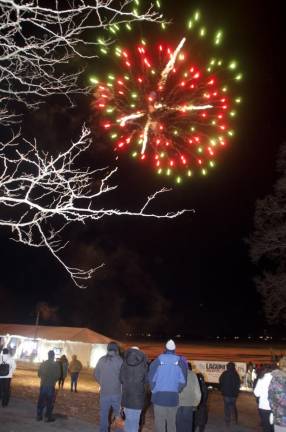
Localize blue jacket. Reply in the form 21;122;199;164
148;351;187;407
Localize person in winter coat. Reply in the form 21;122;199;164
37;350;61;422
195;373;208;432
176;361;201;432
94;341;123;432
148;339;187;432
268;356;286;432
120;347;148;432
219;362;241;426
68;354;82;392
58;355;69;389
254;364;276;432
0;348;16;407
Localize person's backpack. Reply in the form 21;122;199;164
0;360;9;377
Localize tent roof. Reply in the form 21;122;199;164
0;324;112;344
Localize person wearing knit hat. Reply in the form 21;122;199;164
166;340;176;351
148;340;187;432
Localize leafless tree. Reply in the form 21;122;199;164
250;144;286;322
0;1;190;287
0;0;163;122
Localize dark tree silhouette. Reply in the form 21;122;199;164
250;143;286;323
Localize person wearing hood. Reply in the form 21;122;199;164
0;348;16;407
120;347;148;432
268;356;286;431
94;341;123;432
148;339;187;432
219;362;241;426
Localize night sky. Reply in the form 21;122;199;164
0;0;285;339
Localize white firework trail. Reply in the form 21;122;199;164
158;37;186;89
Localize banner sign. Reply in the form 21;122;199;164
191;360;247;384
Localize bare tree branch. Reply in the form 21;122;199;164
0;126;191;287
0;0;163;123
0;1;189;288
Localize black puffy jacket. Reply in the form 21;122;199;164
219;362;241;397
120;348;148;409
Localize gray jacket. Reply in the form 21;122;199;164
179;370;201;407
94;352;123;395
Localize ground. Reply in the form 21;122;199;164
0;368;262;432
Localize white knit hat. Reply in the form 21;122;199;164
166;339;176;351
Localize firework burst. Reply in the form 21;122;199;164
90;10;242;184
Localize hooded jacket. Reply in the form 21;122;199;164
219;362;241;397
268;369;286;426
120;348;148;409
148;350;187;407
94;351;123;396
0;353;16;379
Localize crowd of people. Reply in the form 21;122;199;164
94;340;208;432
1;340;286;432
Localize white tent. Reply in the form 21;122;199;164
0;323;117;367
